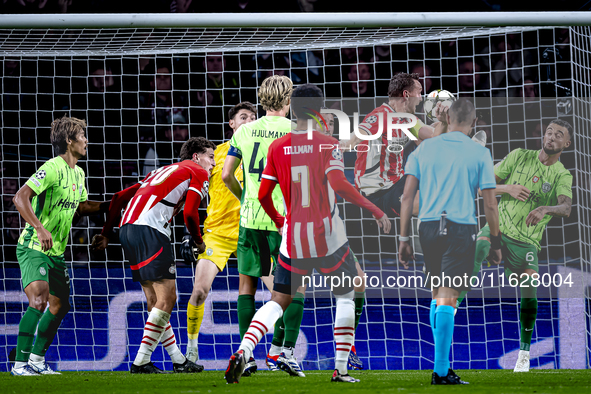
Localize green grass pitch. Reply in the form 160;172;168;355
1;370;590;394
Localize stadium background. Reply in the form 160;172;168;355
0;23;588;372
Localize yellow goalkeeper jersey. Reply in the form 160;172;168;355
203;141;242;240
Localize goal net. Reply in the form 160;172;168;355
0;15;587;371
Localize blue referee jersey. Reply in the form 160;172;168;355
404;131;496;225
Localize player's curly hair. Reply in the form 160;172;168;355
290;84;324;120
387;72;420;98
179;137;216;161
258;75;293;111
228;101;257;121
50;115;87;155
549;119;575;141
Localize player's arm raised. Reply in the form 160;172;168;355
13;184;53;252
429;102;450;137
222;153;243;201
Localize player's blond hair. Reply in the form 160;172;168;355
50;116;87;155
258;75;293;111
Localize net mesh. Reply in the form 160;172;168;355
0;25;587;371
0;27;539;56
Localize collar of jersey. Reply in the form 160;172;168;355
292;129;312;135
441;130;471;141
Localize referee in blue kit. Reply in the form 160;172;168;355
398;98;502;385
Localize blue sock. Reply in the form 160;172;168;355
429;299;437;336
433;305;455;377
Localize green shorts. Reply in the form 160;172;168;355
478;224;539;275
16;244;70;300
237;226;281;278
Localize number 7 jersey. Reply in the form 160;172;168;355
228;116;290;231
262;130;348;259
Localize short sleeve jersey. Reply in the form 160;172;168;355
354;103;424;195
228;116;290;231
262;130;348;259
119;160;210;239
494;148;573;250
18;156;88;256
404;131;496;225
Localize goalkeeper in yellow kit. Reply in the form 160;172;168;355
183;102;266;366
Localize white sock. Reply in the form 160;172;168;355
187;337;199;350
134;307;169;366
334;296;355;375
269;344;283;356
239;301;283;360
14;361;27;369
28;353;44;364
282;346;294;359
161;322;186;365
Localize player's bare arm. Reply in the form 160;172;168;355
222;155;243;201
398;174;419;269
526;194;572;227
13;184;53;252
77;200;110;216
421;102;449;139
491;174;531;202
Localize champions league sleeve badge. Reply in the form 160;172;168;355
331;148;343;162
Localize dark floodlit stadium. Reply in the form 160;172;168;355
0;9;590;393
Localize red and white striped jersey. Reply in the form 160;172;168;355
262;130;348;259
119;160;209;238
354;103;417;196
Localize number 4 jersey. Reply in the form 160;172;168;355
262;130;348;259
228;116;290;231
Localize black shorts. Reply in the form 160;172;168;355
419;220;478;292
119;224;176;283
365;175;407;217
273;242;357;296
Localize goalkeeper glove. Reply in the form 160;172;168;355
181;234;197;264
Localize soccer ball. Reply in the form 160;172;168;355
423;89;456;122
